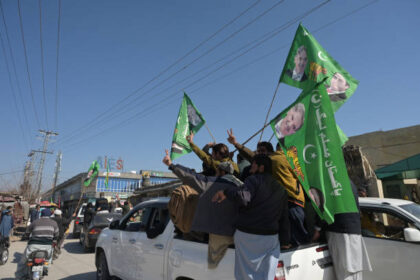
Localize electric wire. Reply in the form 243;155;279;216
54;0;62;131
39;0;48;129
56;0;262;144
17;0;41;128
0;0;32;138
61;0;379;152
0;29;29;150
61;1;330;151
0;170;24;176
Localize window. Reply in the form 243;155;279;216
361;208;414;241
121;207;153;232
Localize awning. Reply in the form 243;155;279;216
375;153;420;179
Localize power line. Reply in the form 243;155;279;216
55;0;62;130
39;0;48;128
61;1;331;151
17;0;41;128
0;170;24;176
61;0;379;152
0;27;29;150
56;0;277;145
0;0;32;138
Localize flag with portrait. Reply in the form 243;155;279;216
170;93;206;160
270;81;358;224
279;24;358;112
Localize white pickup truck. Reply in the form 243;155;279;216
95;197;335;280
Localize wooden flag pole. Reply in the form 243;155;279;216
232;122;271;153
258;81;281;142
205;123;217;143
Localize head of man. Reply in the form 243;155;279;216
250;154;272;175
54;209;62;216
328;72;349;94
5;206;13;215
36;204;40;211
293;45;308;75
216;161;234;177
212;143;230;161
280;103;305;137
256;142;274;155
41;208;52;217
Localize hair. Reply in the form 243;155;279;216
213;143;230;159
276;142;281;151
252;154;272;174
257;142;274;154
297;45;307;56
293;103;305;129
6;206;13;210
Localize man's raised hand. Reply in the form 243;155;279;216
186;132;194;144
162;149;172;166
227;128;237;146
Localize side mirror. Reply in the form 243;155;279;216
404;228;420;242
109;220;120;230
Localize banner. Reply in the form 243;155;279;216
83;161;100;187
170;93;205;160
270;82;358;224
279;24;359;113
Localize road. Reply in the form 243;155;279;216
0;231;96;279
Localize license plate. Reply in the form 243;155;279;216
32;265;43;272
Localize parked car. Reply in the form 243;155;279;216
73;203;87;238
95;197;335;280
359;197;420;280
81;212;121;252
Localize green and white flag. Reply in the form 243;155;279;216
84;160;100;187
170;93;205;160
270;82;358;224
279;24;359;113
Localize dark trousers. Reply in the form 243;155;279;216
288;202;309;246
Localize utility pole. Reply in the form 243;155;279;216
51;151;62;203
35;130;58;200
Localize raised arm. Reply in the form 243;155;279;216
227;128;255;162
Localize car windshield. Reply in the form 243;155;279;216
400;203;420;220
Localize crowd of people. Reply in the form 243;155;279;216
163;129;372;280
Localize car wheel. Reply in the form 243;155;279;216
83;234;93;253
80;233;84;245
97;252;112;280
0;248;9;265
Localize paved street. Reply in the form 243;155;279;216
0;227;96;279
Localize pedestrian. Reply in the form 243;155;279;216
0;206;14;248
15;209;59;279
163;149;243;268
227;129;308;246
29;204;41;223
312;181;372;280
212;154;290;280
51;209;71;258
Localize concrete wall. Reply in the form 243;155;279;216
346;125;420;170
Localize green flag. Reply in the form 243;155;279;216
270;82;358;224
84;160;100;187
170;93;205;160
279;24;359;113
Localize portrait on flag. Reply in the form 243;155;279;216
270;81;358;224
279;24;359;112
273;103;305;139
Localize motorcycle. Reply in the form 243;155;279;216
0;237;9;265
26;249;51;280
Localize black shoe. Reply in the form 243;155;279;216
43;267;49;276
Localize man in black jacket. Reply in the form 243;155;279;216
212;154;290;280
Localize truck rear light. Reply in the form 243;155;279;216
89;228;102;235
316;245;328;252
274;261;286;280
75;221;79;224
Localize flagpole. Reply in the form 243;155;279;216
232;122;271;153
204;123;217;143
258;81;281;142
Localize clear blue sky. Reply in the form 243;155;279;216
0;0;419;191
